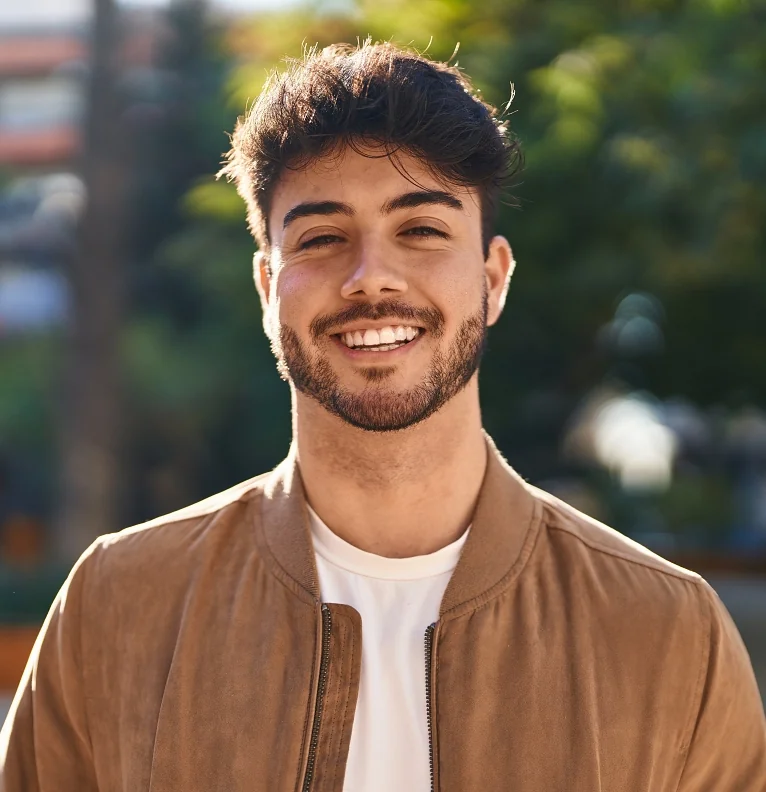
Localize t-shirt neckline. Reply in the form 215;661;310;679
307;504;470;581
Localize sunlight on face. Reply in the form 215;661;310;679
258;145;509;431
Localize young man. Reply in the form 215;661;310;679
2;42;765;792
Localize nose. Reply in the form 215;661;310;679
340;239;408;301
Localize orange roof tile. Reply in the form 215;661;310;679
0;127;80;166
0;37;86;76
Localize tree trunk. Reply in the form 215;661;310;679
57;0;128;559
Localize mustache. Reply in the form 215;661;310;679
310;298;445;340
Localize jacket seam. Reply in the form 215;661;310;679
332;613;356;791
546;522;702;584
320;619;346;789
258;532;316;602
673;584;713;791
338;617;356;788
440;494;544;621
78;545;97;769
340;624;359;780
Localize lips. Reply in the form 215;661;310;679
309;298;443;341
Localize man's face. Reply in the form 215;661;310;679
257;146;512;432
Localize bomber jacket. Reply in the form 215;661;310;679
2;438;765;792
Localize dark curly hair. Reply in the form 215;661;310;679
220;40;522;258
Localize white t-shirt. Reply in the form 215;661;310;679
308;506;469;791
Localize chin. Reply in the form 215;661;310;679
354;365;399;384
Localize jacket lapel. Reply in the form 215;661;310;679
439;435;541;619
260;443;320;603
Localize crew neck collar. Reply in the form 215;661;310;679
308;504;469;581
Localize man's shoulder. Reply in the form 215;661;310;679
522;483;722;667
85;470;274;579
527;482;705;594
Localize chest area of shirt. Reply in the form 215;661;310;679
94;597;689;792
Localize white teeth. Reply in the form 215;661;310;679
367;344;397;352
379;326;396;344
339;325;422;348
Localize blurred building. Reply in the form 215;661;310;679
0;0;172;720
0;8;86;168
0;0;90;335
0;0;169;336
0;0;90;719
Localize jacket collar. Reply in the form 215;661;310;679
439;434;541;618
260;434;541;618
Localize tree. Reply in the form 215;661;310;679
158;0;766;543
57;0;129;558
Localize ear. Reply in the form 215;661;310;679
484;235;515;327
253;250;272;302
253;251;274;336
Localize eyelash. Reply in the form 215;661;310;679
299;226;450;250
299;234;342;250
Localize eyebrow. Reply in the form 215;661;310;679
282;200;354;230
380;190;464;215
281;190;464;230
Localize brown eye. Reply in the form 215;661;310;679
300;234;344;250
403;226;450;239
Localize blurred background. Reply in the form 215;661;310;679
1;0;765;719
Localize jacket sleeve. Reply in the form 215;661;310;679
677;581;766;791
0;546;100;792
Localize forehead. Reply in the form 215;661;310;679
268;145;479;240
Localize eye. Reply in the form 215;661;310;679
402;225;450;239
299;234;344;250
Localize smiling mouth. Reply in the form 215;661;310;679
333;324;423;352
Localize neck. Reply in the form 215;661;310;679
293;380;487;557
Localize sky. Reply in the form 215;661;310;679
125;0;295;9
0;0;89;28
0;0;294;29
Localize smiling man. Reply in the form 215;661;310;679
2;41;765;792
271;167;493;441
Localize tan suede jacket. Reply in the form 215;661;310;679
2;439;765;791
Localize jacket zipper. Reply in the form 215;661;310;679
302;604;332;792
424;622;438;792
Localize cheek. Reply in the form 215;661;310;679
274;268;329;330
435;269;485;322
276;266;314;304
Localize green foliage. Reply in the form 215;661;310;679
184;177;246;224
0;336;61;521
0;563;70;624
152;0;765;538
6;0;765;544
0;337;61;452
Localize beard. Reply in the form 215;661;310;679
271;290;488;432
